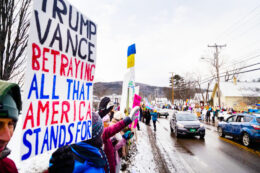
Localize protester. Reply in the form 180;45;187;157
146;109;151;125
102;106;139;173
99;97;114;127
0;81;22;173
151;109;158;131
49;112;109;173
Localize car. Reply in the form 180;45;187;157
170;111;205;139
157;108;169;118
217;114;260;147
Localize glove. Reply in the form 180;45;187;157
49;145;75;173
122;131;134;140
130;106;140;121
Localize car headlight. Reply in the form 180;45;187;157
200;124;204;128
177;123;184;128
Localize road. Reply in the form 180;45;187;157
145;116;260;173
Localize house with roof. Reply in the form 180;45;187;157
211;80;260;110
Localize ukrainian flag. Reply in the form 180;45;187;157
127;44;136;68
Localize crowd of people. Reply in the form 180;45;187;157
0;80;150;173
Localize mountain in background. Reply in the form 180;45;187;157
93;81;169;100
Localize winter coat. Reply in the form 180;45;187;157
151;112;158;121
0;148;18;173
70;142;108;173
102;119;131;173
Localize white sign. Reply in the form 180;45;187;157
20;0;97;161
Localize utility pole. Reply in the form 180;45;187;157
170;72;174;105
208;43;226;108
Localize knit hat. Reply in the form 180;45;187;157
113;111;125;121
0;80;22;122
92;112;104;139
98;97;114;118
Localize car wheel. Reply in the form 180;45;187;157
242;133;251;147
218;127;225;137
200;134;205;139
175;128;179;138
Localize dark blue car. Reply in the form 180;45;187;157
217;114;260;146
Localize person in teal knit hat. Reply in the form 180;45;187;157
0;80;22;173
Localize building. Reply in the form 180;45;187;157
211;81;260;110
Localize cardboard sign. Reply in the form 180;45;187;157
130;94;142;128
20;0;97;161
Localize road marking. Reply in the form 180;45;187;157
219;137;260;157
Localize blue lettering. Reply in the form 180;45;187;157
87;120;92;139
75;121;81;142
28;74;39;99
66;79;73;99
41;127;49;154
73;80;79;100
21;129;33;160
85;82;92;100
66;123;74;145
81;121;87;140
52;75;59;99
79;83;85;100
58;125;66;147
40;73;49;99
34;128;41;155
50;125;59;150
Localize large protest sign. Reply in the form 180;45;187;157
20;0;97;161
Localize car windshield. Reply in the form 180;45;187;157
256;117;260;123
176;114;198;121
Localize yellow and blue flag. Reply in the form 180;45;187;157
127;44;136;68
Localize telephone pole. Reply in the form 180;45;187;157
170;72;174;105
208;43;226;108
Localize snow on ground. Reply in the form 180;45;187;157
126;122;158;173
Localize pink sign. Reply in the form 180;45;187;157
130;94;142;128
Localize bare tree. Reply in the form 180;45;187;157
0;0;31;85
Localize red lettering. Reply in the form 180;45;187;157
23;103;34;129
51;101;59;125
80;62;84;80
51;50;60;74
84;63;91;81
74;101;76;121
60;54;68;76
42;48;50;72
79;101;85;121
61;101;70;123
67;57;73;77
90;64;95;81
74;58;80;78
37;101;49;126
32;43;41;71
86;102;91;120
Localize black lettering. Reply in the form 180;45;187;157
69;5;79;32
42;0;48;12
78;38;88;60
89;21;96;40
35;10;52;44
53;0;67;24
80;14;88;38
88;42;94;63
65;29;78;56
49;24;63;51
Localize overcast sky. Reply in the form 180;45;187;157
69;0;260;87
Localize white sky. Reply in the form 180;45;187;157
69;0;260;87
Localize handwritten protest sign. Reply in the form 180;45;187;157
20;0;97;160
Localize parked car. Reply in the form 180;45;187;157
157;108;169;118
217;114;260;147
170;111;205;139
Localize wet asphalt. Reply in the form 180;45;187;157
146;117;260;173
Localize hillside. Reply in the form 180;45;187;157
93;81;169;99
